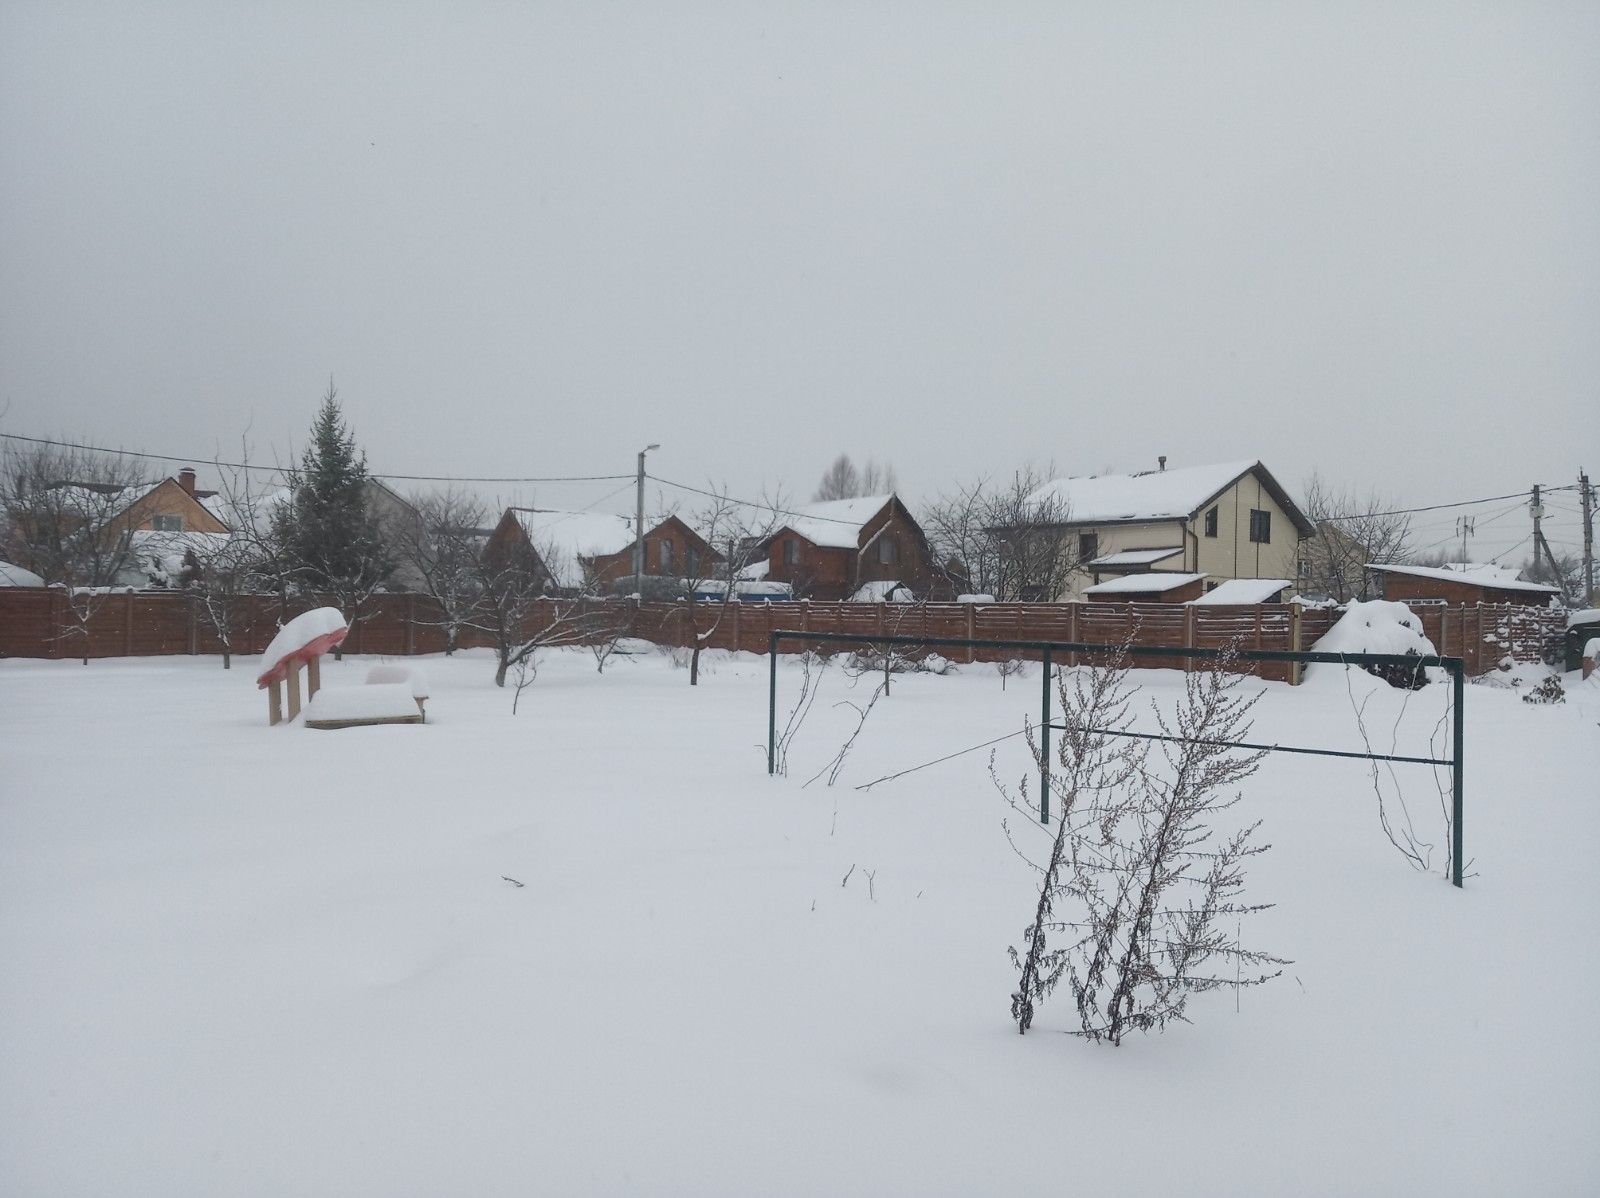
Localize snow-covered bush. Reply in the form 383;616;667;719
1521;674;1566;705
1311;600;1437;689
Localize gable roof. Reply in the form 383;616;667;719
775;495;894;550
1023;460;1313;536
1367;562;1560;596
509;508;636;588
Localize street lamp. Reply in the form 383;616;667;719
634;443;660;586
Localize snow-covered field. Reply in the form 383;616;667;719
2;648;1597;1196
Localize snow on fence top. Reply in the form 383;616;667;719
1311;600;1437;658
256;607;348;688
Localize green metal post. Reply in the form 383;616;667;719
1451;662;1464;888
1040;648;1052;824
768;635;778;776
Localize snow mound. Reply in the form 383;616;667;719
257;608;347;685
365;664;429;697
1311;600;1437;658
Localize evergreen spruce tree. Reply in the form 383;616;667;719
278;383;393;649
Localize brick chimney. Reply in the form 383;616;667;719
178;467;197;495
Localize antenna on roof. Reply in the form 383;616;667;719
1158;456;1167;472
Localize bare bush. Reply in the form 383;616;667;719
1002;650;1286;1043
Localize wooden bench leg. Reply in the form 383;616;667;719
307;655;321;698
287;660;302;721
268;680;283;726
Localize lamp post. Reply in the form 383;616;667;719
634;443;660;587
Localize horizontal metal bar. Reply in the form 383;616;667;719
1049;724;1452;767
768;629;1463;675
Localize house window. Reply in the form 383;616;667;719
1078;532;1099;562
1204;507;1218;538
658;539;673;574
1248;509;1271;544
783;540;798;565
1205;581;1219;593
686;547;700;578
152;514;182;532
877;537;898;565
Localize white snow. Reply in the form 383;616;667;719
301;682;422;724
776;495;891;549
1087;546;1184;567
257;607;347;679
0;560;45;587
1366;562;1560;595
1584;638;1600;662
365;664;429;697
1;649;1597;1195
1084;571;1205;595
848;580;913;602
1311;599;1437;658
511;509;636;588
1189;578;1293;605
955;593;995;604
1568;609;1600;629
1026;460;1258;524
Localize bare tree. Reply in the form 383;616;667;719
683;483;786;687
1002;648;1286;1043
0;440;151;662
924;467;1079;601
813;453;897;502
1300;472;1413;601
396;489;490;655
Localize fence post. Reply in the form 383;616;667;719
187;593;198;655
767;633;778;776
124;591;135;657
1183;605;1195;672
1039;647;1052;825
965;602;975;663
732;599;742;652
1068;603;1078;667
1451;662;1464;888
1289;602;1303;685
406;594;416;656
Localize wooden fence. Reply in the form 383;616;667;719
0;589;1564;679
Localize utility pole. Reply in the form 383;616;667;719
1530;484;1547;582
1581;469;1595;606
633;443;660;587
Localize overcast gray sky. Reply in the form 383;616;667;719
2;1;1595;557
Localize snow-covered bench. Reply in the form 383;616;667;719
302;683;425;731
364;664;430;719
256;608;348;726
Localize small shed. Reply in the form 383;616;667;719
1367;562;1560;608
1084;572;1207;604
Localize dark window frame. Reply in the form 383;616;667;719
1248;509;1272;544
1204;506;1218;538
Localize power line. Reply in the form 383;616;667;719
0;432;632;485
1321;484;1578;523
646;473;867;527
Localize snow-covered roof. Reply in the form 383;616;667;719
1025;461;1260;525
512;508;637;588
1568;609;1600;629
1084;572;1205;596
1088;546;1184;568
1188;578;1293;605
1367;562;1559;595
0;560;46;587
849;580;915;603
736;559;769;581
778;495;892;550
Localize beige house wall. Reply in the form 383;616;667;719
1188;474;1302;589
1061;521;1186;601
